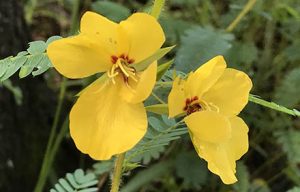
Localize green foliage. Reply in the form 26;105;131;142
275;67;300;107
50;169;98;192
0;36;61;81
175;26;234;72
121;161;174;192
175;151;208;190
92;160;114;175
160;16;195;44
233;162;250;192
276;130;300;164
125;115;187;164
249;179;271;192
287;187;300;192
284;40;300;62
91;1;130;22
225;41;258;68
168;0;200;7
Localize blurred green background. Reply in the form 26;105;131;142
0;0;300;191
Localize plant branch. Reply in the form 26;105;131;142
226;0;257;32
34;77;67;192
110;153;126;192
249;94;300;117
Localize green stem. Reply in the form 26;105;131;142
225;0;257;32
110;153;126;192
46;118;69;171
249;94;300;117
69;0;81;35
150;0;165;19
33;78;67;192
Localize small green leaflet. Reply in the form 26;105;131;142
50;169;98;192
156;59;174;80
145;104;169;115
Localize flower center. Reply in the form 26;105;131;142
108;54;137;87
183;96;220;115
184;96;202;115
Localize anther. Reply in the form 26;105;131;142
128;59;135;64
111;55;118;64
119;54;125;59
186;98;191;105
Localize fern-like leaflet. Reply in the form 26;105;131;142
50;169;98;192
0;36;61;81
125;116;187;164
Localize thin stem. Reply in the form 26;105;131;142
46;118;69;172
110;153;126;192
69;0;81;35
249;94;300;117
150;0;165;19
225;0;257;32
34;77;67;192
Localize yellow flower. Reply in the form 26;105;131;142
168;56;252;184
47;12;165;160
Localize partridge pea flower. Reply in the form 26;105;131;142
168;56;252;184
47;12;165;160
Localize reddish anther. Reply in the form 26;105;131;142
183;96;202;115
186;98;191;105
192;96;199;101
119;54;125;59
111;55;118;64
111;53;135;65
128;59;135;64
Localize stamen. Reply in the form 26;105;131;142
111;78;116;84
129;74;138;82
108;54;138;87
117;60;130;77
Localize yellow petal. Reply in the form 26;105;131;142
47;34;111;79
119;13;165;63
80;11;119;54
120;62;157;104
184;111;231;143
185;56;226;97
190;135;237;184
70;81;147;160
202;68;252;117
226;116;249;160
168;77;186;117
